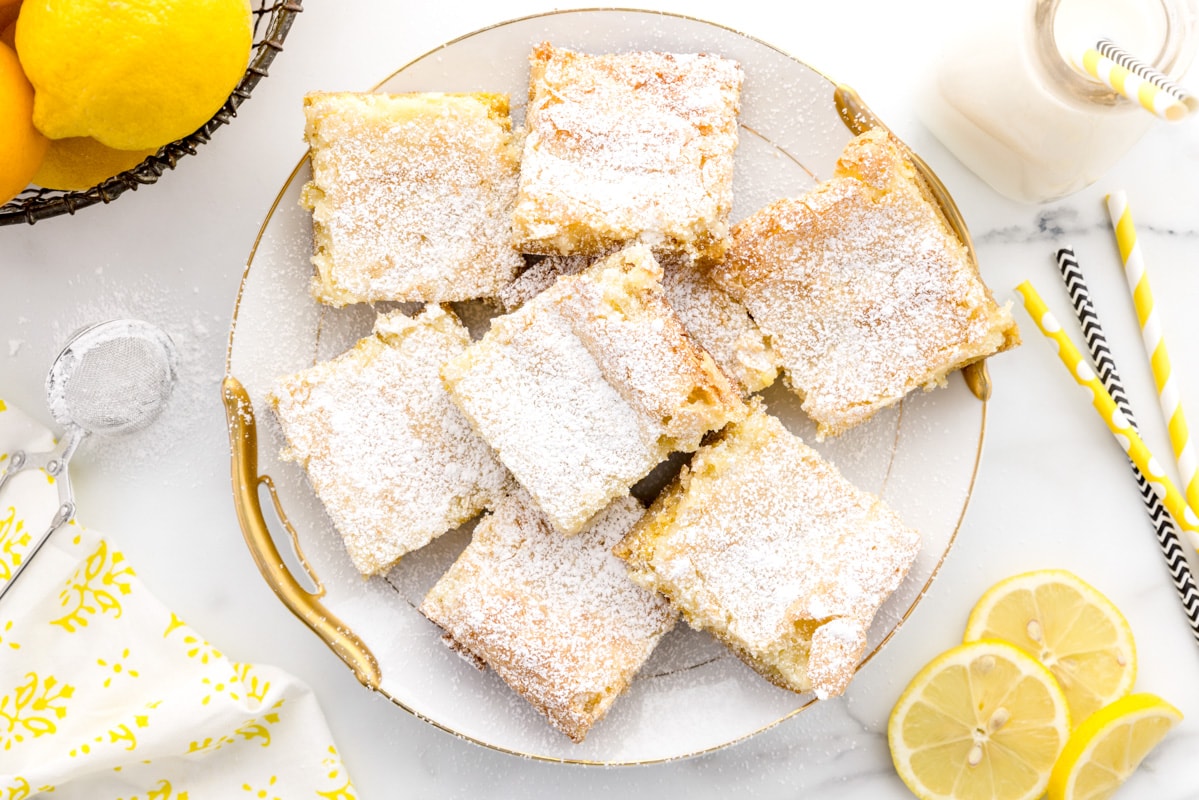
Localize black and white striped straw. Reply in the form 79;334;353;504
1096;38;1198;111
1055;246;1199;645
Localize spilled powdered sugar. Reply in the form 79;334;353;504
34;281;226;490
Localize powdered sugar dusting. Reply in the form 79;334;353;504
420;490;675;742
807;618;868;700
40;281;224;488
657;253;778;395
442;291;658;535
303;92;524;305
497;249;777;397
496;254;592;313
713;129;1017;438
442;247;742;534
269;306;512;575
617;402;920;698
513;44;742;259
556;247;745;451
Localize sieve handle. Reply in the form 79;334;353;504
833;83;994;403
0;428;82;603
222;376;381;690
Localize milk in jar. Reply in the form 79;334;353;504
918;0;1198;203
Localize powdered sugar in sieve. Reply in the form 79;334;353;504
0;319;178;603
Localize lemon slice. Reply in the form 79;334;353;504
1048;693;1182;800
889;639;1071;800
963;569;1135;722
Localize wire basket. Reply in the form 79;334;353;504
0;0;303;226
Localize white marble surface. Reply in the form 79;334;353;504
4;0;1199;796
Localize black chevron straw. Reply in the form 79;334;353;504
1056;246;1199;646
1096;38;1197;110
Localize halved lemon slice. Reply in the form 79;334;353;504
1048;692;1182;800
889;639;1071;800
964;569;1135;722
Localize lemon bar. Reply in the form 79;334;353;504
442;245;744;534
302;91;524;306
614;401;921;699
498;250;777;395
496;253;592;313
711;128;1020;438
512;43;743;262
269;306;512;576
657;253;778;395
420;490;675;743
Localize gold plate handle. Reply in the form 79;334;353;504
833;84;993;402
223;375;382;689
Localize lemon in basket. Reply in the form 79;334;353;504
15;0;253;150
963;569;1136;722
33;136;156;191
1048;692;1182;800
0;40;47;206
888;639;1071;800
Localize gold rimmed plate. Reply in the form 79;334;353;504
223;8;987;765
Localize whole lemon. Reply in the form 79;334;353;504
33;136;156;190
15;0;253;151
0;40;48;205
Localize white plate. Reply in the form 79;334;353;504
224;8;986;765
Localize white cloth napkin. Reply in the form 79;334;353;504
0;398;359;799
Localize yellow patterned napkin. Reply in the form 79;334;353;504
0;399;358;799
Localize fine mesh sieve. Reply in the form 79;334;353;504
0;320;178;603
46;321;179;437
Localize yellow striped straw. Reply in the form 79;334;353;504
1074;46;1189;121
1105;190;1199;513
1016;280;1199;551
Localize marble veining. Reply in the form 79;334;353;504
977;208;1199;245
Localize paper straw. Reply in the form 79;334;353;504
1097;38;1198;112
1073;42;1190;121
1015;280;1199;551
1055;247;1199;645
1105;191;1199;516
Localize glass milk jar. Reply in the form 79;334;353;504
918;0;1198;203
